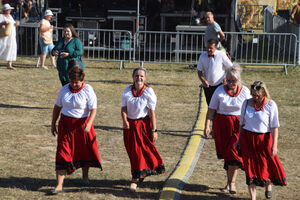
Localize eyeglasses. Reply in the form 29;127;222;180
251;84;264;91
227;79;238;84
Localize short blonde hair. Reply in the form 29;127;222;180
250;80;270;98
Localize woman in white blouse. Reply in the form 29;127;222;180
50;66;102;194
204;63;251;194
121;68;165;191
238;81;286;200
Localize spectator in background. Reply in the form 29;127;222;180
204;12;225;48
197;39;232;105
22;0;39;22
39;9;56;69
290;1;300;24
0;3;19;70
52;23;85;86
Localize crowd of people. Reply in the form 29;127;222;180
0;3;288;199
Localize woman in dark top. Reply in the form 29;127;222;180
52;23;85;85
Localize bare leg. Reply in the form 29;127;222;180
55;170;66;191
129;178;138;191
7;61;15;70
248;183;256;200
228;165;239;193
265;182;272;199
82;167;89;183
40;54;47;68
50;54;56;67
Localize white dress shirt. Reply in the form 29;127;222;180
197;50;232;86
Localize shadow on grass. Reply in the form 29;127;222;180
0;63;38;69
179;183;246;200
94;125;189;137
0;177;164;199
0;103;50;109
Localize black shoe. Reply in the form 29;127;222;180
49;189;64;195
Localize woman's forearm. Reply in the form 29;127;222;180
87;109;97;125
149;109;156;130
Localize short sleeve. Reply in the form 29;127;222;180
55;87;64;107
208;87;220;110
222;52;233;69
239;100;248;126
121;87;129;107
197;54;204;71
214;22;222;32
146;87;157;110
40;19;47;25
269;101;280;128
86;85;97;110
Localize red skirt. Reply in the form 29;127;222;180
123;116;166;179
240;129;287;186
56;114;102;174
213;114;243;170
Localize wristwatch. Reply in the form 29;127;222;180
152;129;157;132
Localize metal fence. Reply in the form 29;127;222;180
264;5;300;65
227;32;297;66
17;25;132;63
133;31;205;64
16;24;298;68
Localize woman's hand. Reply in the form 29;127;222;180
271;145;278;157
152;131;158;143
53;50;59;56
123;120;130;129
84;122;92;133
204;127;210;138
15;21;20;26
60;52;69;58
51;123;57;136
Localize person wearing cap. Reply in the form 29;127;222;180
39;9;56;69
0;3;20;70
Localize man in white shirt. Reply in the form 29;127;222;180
197;39;233;105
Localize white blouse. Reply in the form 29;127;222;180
121;86;157;119
56;84;97;118
240;99;280;133
209;84;251;116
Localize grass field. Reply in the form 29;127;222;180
0;58;299;200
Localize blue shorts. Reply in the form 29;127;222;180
39;37;54;55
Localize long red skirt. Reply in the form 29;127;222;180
56;114;102;174
240;129;287;186
123;116;166;179
213;114;243;170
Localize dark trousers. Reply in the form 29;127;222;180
203;83;222;105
